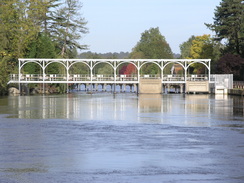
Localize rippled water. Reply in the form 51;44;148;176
0;93;244;183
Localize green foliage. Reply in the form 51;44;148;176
69;63;89;75
190;35;215;74
130;27;173;74
205;0;244;77
141;64;160;75
0;0;39;59
79;51;129;59
180;34;221;74
130;27;173;59
0;0;88;94
0;58;10;95
0;57;18;95
26;33;56;58
189;35;214;59
23;33;57;74
180;36;195;59
205;0;244;57
95;63;113;75
52;0;88;58
216;53;244;80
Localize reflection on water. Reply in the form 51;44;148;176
1;93;243;126
0;93;244;183
233;96;244;116
138;94;162;113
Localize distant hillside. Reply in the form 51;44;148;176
78;51;180;59
173;53;181;59
78;51;130;59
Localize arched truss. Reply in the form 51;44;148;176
92;61;114;70
116;61;139;71
68;62;91;72
139;61;162;70
18;58;211;81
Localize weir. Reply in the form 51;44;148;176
7;58;233;94
139;79;162;94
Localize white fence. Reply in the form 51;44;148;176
210;74;233;89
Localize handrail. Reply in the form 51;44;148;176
9;74;224;83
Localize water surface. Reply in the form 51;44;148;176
0;93;243;183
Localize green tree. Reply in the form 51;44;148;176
130;27;173;59
0;0;41;94
0;0;38;59
216;53;244;80
52;0;88;58
180;35;195;58
40;0;61;34
130;27;173;74
190;35;215;74
205;0;244;57
96;64;113;75
180;35;223;73
26;33;56;59
24;33;57;74
189;34;214;59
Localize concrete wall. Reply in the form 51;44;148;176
139;79;162;94
186;81;209;93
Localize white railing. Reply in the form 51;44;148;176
187;74;209;81
9;74;212;83
9;74;140;82
210;74;233;89
141;74;161;79
163;75;184;81
162;74;209;82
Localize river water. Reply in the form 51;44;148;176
0;93;243;183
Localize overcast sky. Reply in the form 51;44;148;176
80;0;221;54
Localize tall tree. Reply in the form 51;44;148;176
205;0;244;57
130;27;173;74
40;0;61;34
0;0;38;59
52;0;88;58
130;27;173;59
0;0;41;94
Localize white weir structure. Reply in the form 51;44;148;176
8;58;233;94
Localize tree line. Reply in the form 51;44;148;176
0;0;88;94
0;0;243;95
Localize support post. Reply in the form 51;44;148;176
66;62;69;93
133;84;137;93
184;62;187;94
161;61;164;81
180;84;183;93
43;61;45;94
114;67;116;94
208;60;211;83
18;59;21;94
